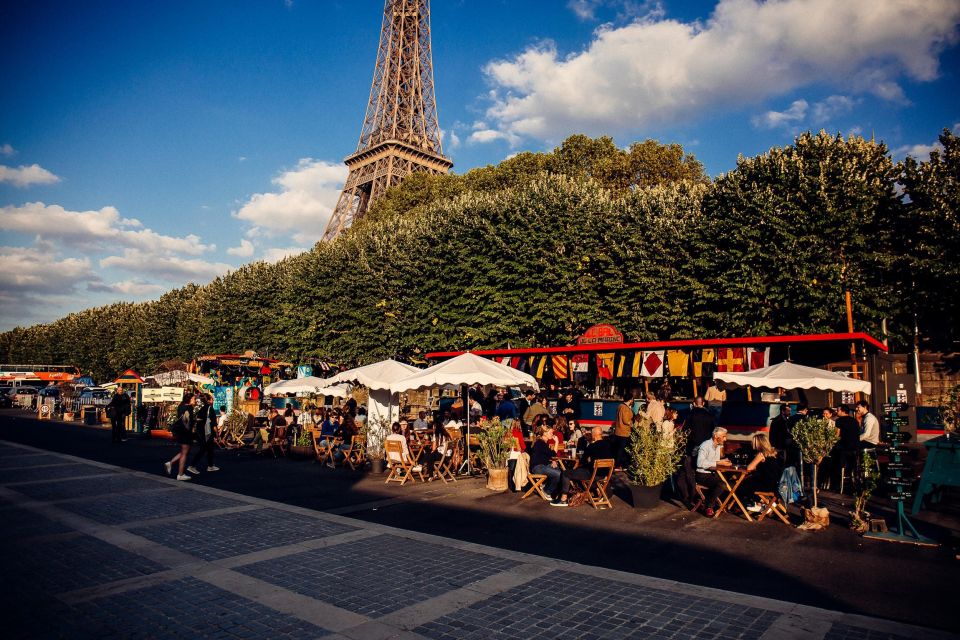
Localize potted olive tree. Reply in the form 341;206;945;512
361;417;391;474
792;417;839;529
476;417;511;491
626;413;687;508
850;449;880;533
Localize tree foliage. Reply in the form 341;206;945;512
1;131;956;381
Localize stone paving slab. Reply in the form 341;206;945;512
13;473;170;501
58;486;245;524
236;533;516;617
0;462;114;483
0;452;69;469
0;440;953;640
0;503;73;542
69;577;330;639
130;507;359;561
414;568;779;640
6;532;165;594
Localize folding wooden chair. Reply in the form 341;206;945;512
342;435;367;470
384;440;425;485
439;428;463;480
269;426;288;458
572;459;615;510
522;474;550;501
754;491;790;524
314;433;341;467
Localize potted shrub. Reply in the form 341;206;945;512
361;417;391;474
850;449;880;533
289;428;314;459
937;383;959;439
792;416;839;529
626;413;687;508
476;417;510;491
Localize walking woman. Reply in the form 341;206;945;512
165;393;196;481
187;393;219;475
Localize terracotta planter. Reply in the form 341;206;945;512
289;445;313;459
628;482;663;508
63;412;75;422
486;467;509;492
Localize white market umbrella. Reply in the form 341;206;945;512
390;352;540;474
265;376;347;396
324;359;421;427
714;361;871;395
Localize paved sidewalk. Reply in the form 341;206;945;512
0;440;953;640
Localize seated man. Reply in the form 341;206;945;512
695;427;732;517
553;426;613;505
529;428;565;506
412;410;430;432
252;408;285;454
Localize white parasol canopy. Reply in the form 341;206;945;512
323;358;420;390
322;358;422;428
714;361;871;395
388;352;540;394
264;376;345;396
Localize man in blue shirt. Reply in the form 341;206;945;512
495;391;518;426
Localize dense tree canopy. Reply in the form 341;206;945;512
1;132;956;381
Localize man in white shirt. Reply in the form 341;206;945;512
855;400;880;446
645;391;665;424
695;427;731;517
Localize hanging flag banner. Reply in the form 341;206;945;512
692;349;716;377
297;365;313;378
641;351;665;377
630;351;642;377
716;348;746;372
552;355;569;380
666;350;689;377
571;354;590;373
534;356;548;379
597;353;615;380
616;354;626;378
747;347;770;370
509;356;522;369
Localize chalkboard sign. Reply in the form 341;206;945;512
883;402;908;413
889;492;914;501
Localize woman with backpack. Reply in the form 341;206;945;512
165;393;196;481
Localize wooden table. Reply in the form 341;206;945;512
711;465;754;522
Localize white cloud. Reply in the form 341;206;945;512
262;246;308;263
0;163;61;187
895;142;941;159
0;144;14;157
751;94;858;130
568;0;662;22
481;0;960;142
87;279;166;296
0;245;94;295
234;158;347;245
753;99;808;129
1;202;212;254
227;238;255;257
99;250;232;282
469;129;517;145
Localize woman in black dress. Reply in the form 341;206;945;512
737;433;783;510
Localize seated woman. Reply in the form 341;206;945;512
737;433;784;512
385;422;412;466
529;428;567;506
421;422;450;479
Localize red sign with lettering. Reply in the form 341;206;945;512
577;324;625;346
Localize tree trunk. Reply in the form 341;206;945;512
812;463;819;508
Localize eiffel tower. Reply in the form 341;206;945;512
322;0;452;241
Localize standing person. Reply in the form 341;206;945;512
644;390;665;425
107;387;131;444
834;404;861;489
523;394;550;429
704;380;726;421
855;400;880;448
612;391;635;468
685;396;716;455
165;393;196;481
768;404;792;457
516;390;533;435
495;391;518;426
557;391;581;422
188;393;219;474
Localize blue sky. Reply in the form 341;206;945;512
2;0;959;331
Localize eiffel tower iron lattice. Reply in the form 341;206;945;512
322;0;452;241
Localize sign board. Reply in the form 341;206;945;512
141;387;184;403
883;402;908;413
885;476;914;486
886;431;911;442
889;492;914;501
887;446;910;456
38;401;52;420
885;417;909;428
577;324;625;345
593;402;603;417
886;462;912;472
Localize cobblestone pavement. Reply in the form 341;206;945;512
0;440;953;640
